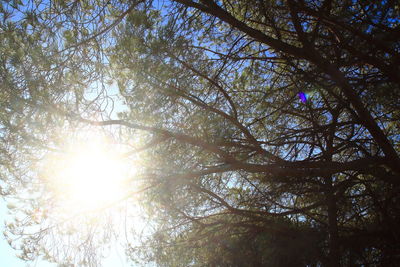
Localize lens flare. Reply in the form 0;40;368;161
298;92;307;103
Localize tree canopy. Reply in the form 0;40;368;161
1;0;400;266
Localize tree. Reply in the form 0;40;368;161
1;0;399;266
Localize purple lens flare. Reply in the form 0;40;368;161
298;92;307;103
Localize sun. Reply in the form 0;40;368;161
60;148;129;210
42;134;134;213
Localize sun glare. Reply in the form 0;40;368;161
43;135;134;213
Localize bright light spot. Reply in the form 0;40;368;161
61;150;127;209
42;134;134;214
